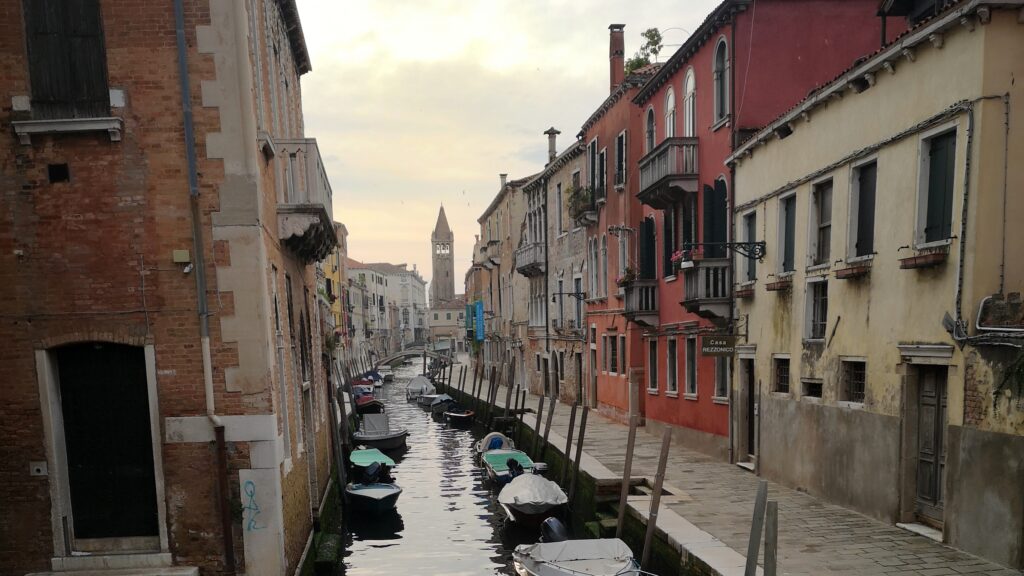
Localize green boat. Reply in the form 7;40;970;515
350;448;395;469
480;449;534;486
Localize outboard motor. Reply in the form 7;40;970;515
540;518;569;543
362;462;382;484
507;458;525;479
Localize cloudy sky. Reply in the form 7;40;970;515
296;0;720;289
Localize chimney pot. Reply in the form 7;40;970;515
609;24;625;92
544;127;561;162
500;173;508;187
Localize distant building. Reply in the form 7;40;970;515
428;295;468;354
430;205;455;307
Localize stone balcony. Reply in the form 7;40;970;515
637;137;698;209
515;241;546;277
623;279;659;327
682;258;730;319
277;138;337;263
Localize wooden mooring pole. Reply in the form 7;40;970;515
568;406;588;504
503;363;516;419
765;500;778;576
560;403;578;487
744;480;769;576
641;428;672;571
615;414;639;539
531;396;545;458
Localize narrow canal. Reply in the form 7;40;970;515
341;361;539;575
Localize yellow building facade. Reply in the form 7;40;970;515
728;3;1023;567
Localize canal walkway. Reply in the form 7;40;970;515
457;368;1019;576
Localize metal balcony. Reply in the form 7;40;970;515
637;137;698;209
277;138;338;263
623;279;659;327
682;258;730;319
515;241;546;277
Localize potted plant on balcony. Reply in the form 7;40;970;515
670;250;688;273
567;184;592;223
615;267;637;288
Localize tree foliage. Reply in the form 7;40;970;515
624;28;663;74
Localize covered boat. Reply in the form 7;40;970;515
353;413;409;451
512;539;640;576
429;394;456;414
355;395;385;415
350;448;395;470
481;449;534;486
405;375;436;402
498;473;567;528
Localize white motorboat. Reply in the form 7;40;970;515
498;473;568;527
474;431;514;457
353;413;409;451
405;375;436;401
512;539;641;576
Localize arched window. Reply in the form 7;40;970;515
683;68;696;137
713;39;729;122
645;108;655;153
664;89;676;138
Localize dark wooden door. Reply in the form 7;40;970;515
745;360;756;458
916;365;947;527
57;343;158;539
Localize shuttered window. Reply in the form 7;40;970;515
663;209;675;276
24;0;110;119
924;131;956;243
743;212;757;281
703;180;728;258
781;195;796;272
639;217;656;280
854;162;877;257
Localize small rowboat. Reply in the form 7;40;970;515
345;482;402;513
444;406;475;429
353;413;409;451
355;396;385;415
429;394;456;414
512;537;641;576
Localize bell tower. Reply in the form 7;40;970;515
430;205;455;307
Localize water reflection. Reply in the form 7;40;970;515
341;363;538;575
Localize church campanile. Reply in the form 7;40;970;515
430;205;454;307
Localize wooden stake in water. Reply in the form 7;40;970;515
560;403;578;487
765;500;778;576
615;414;639;539
531;396;545;458
503;363;516;419
540;397;556;460
568;406;589;504
745;480;769;576
641;429;672;571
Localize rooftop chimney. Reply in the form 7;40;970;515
500;173;508;188
544;127;560;162
609;24;625;91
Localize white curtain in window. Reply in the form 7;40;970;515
664;89;676;138
684;68;696;137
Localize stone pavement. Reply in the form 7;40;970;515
455;369;1020;576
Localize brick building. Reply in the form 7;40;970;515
0;0;336;574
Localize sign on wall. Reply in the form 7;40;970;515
475;300;485;341
701;335;736;356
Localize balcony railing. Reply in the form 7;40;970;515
515;241;546;277
682;258;730;319
594;182;607;204
568;186;599;226
637;137;699;209
623;279;659;327
277;138;338;263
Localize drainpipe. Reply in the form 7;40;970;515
174;1;234;572
727;17;738;465
544;178;551;399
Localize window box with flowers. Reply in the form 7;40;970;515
615;267;637;288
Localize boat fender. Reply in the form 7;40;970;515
540;518;569;543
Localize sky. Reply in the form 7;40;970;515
296;0;721;290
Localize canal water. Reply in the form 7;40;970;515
341;361;539;575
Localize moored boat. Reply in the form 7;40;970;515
416;393;440;407
475;431;515;458
498;472;567;528
349;448;395;472
353;413;409;451
355;396;385;415
405;375;436;402
481;449;534;486
429;394;456;414
512;521;641;576
444;405;475;428
345;482;402;513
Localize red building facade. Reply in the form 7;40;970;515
592;1;904;456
